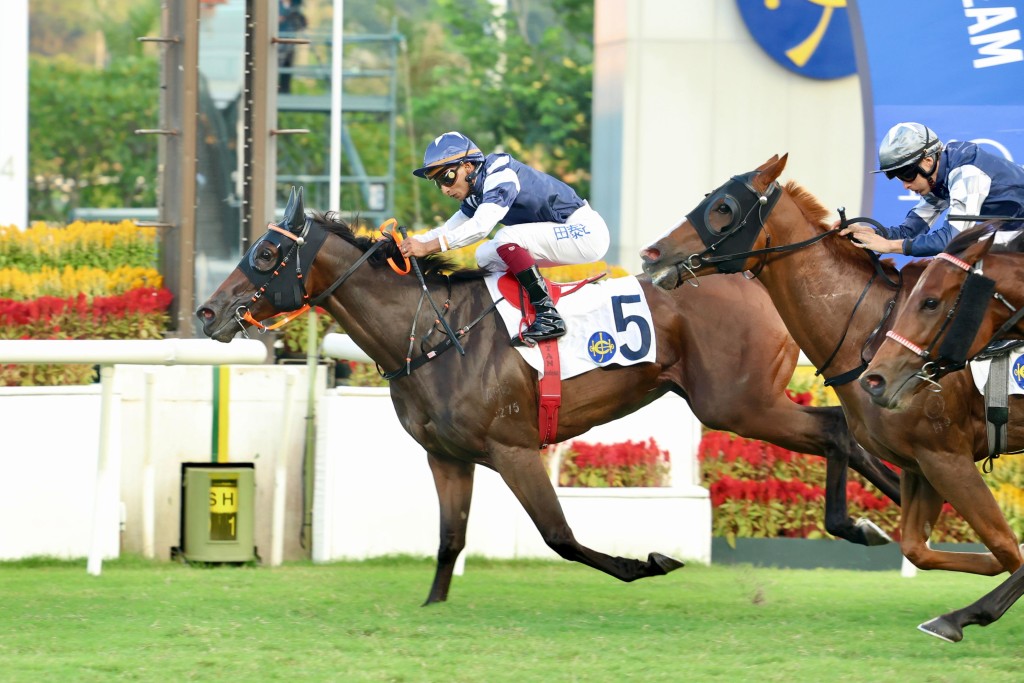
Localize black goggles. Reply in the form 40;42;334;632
432;165;460;188
885;164;921;182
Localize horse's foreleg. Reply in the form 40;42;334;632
494;448;683;582
900;468;1015;575
919;563;1024;643
845;442;901;505
423;452;475;605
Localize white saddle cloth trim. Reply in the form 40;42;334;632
970;349;1024;396
484;274;657;380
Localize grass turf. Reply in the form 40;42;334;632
0;556;1019;682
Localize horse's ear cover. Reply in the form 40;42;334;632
282;186;305;231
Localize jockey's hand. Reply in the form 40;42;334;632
838;225;901;254
400;237;436;259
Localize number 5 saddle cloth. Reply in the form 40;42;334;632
486;273;657;380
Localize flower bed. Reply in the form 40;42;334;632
0;221;173;386
700;389;980;544
554;438;671;488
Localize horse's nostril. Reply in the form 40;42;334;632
197;307;213;321
860;374;886;397
641;247;661;262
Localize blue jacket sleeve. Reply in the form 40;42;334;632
879;199;951;256
901;223;955;256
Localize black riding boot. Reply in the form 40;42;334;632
512;265;566;346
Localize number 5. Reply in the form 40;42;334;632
611;294;652;361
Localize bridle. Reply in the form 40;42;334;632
231;216;477;380
674;171;901;386
674;170;784;277
233;217;387;336
883;251;1024;385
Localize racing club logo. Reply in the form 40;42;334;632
588;331;617;364
736;0;856;80
1014;355;1024;391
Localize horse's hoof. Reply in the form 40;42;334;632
917;616;964;643
856;517;894;546
649;552;684;575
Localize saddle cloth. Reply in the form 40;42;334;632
970;349;1024;396
484;273;657;379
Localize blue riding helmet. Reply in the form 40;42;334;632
412;131;485;178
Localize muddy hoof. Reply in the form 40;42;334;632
918;616;963;643
649;552;684;575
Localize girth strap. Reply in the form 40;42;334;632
538;339;561;448
983;353;1010;472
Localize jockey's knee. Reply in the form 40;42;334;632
474;241;505;272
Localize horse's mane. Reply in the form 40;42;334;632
782;180;906;278
309;210;489;280
783;180;831;228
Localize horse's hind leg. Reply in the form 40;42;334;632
493;445;683;581
919;563;1024;643
423;452;475;605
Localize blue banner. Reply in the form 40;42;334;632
850;0;1024;265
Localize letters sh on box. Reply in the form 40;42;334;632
180;463;256;563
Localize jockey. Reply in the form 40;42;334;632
405;131;610;346
840;122;1024;256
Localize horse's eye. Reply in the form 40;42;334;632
922;297;940;311
716;204;731;214
251;241;278;272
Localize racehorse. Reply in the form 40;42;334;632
196;187;898;606
639;155;1024;642
859;223;1024;407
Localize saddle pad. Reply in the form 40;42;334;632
484;273;657;380
970;349;1024;396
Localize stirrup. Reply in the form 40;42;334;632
511;328;566;347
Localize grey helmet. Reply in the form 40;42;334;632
876;122;943;175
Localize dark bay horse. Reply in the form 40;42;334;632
861;223;1024;406
639;155;1024;641
197;187;898;605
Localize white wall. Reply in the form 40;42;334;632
0;387;120;560
1;367;708;564
593;0;864;272
1;365;320;562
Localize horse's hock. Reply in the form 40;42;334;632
1;364;710;564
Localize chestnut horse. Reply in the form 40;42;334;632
861;223;1024;403
197;187;898;605
639;155;1024;642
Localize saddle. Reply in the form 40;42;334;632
975;338;1024;361
497;272;606;448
